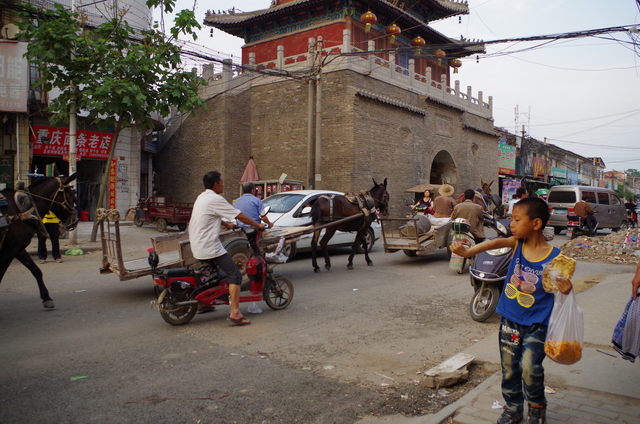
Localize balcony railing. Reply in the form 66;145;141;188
195;30;492;121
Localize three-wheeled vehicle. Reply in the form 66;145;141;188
133;196;193;232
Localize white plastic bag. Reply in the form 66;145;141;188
544;289;584;365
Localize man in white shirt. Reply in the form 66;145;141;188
189;171;265;325
507;187;528;217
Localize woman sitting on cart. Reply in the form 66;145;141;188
412;189;434;215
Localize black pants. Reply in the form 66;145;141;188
37;222;61;260
584;215;597;234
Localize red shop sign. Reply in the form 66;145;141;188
30;125;113;159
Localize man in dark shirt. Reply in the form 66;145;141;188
452;189;485;243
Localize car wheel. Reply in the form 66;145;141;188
357;228;375;253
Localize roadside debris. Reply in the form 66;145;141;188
560;229;640;265
423;353;474;388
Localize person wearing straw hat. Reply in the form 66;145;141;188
433;184;456;218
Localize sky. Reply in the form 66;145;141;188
158;0;640;173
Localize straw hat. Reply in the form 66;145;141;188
439;184;454;197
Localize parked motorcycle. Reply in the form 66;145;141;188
449;218;476;274
468;215;512;322
149;226;294;326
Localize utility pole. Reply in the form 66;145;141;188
314;36;323;190
68;0;78;246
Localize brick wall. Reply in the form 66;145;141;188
156;68;498;215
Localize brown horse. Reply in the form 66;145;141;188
0;174;78;308
310;179;389;272
481;179;493;198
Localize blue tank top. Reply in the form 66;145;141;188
496;240;561;326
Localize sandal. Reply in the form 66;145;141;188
227;316;251;326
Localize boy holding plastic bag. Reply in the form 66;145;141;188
451;197;573;424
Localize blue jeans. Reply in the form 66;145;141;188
499;317;548;412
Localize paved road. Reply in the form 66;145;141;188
0;225;633;423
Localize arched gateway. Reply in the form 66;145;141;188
431;150;457;186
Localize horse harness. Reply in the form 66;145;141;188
318;192;377;229
0;178;75;249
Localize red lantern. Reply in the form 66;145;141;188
386;24;401;44
411;36;426;48
450;58;462;74
360;11;377;33
433;48;446;65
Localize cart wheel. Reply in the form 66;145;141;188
177;223;187;231
134;214;144;227
264;274;294;310
156;218;168;232
159;291;197;325
282;242;297;260
223;238;252;276
469;281;500;322
403;249;417;257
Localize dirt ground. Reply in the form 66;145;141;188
361;362;499;417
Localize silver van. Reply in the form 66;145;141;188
547;185;630;233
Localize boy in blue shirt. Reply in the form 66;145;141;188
452;197;572;424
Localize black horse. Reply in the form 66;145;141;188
310;179;389;272
0;174;78;308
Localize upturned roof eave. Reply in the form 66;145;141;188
204;0;468;35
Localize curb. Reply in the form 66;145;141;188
420;371;502;424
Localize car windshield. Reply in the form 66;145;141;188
262;193;305;213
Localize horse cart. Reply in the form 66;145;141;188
380;216;453;258
98;208;306;282
133;196;193;232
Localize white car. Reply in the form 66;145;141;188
261;190;381;259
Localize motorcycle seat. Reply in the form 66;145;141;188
159;268;194;278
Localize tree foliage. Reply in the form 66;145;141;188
625;169;640;178
17;0;207;240
17;1;206;132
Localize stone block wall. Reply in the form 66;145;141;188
156;68;498;215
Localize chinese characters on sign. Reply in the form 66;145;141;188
533;157;551;179
0;42;28;113
30;125;113;159
498;144;516;174
108;159;117;209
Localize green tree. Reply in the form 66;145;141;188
625;169;640;178
17;0;206;240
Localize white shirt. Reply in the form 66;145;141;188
189;189;241;260
507;198;520;215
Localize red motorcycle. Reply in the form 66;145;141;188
149;227;293;325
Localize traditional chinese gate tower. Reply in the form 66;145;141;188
156;0;498;215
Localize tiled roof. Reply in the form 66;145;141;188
356;89;427;115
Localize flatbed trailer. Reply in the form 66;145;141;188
99;212;250;281
380;217;453;257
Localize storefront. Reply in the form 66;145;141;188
29;122;113;220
